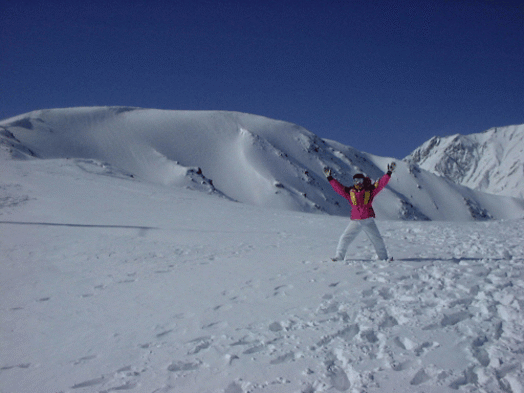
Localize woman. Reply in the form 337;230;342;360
324;163;395;261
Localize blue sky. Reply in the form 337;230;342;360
2;0;523;159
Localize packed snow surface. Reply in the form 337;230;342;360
2;154;524;393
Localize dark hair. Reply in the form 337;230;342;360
362;177;373;190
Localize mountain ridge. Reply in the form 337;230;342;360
405;124;524;199
2;106;523;221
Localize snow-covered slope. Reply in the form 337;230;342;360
1;155;524;393
406;124;524;199
1;107;523;220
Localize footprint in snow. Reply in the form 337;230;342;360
242;343;266;355
272;284;293;296
269;351;295;365
71;376;105;389
1;363;31;370
410;368;431;385
326;363;351;391
224;382;243;393
167;360;202;372
187;336;213;355
72;355;97;365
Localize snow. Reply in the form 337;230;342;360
406;124;524;199
2;107;524;221
1;108;524;392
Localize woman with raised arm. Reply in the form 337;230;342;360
324;163;396;262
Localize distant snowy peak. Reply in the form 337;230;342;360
406;124;524;199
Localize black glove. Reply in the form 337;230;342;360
387;162;396;175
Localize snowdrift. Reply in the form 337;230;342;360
1;106;523;220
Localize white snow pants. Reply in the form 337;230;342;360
335;218;388;260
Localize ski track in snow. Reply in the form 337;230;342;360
1;159;524;393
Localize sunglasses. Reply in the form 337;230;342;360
353;178;364;185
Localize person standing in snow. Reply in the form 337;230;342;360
323;163;396;261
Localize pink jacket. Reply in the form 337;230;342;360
329;173;391;220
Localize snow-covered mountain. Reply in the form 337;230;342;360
2;108;524;392
406;124;524;199
2;107;524;221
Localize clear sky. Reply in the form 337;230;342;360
2;0;523;159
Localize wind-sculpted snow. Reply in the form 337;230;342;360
1;106;524;220
1;157;524;392
406;124;524;199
